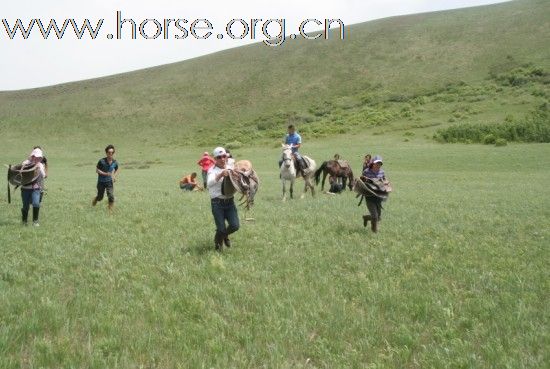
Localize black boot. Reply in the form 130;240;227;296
32;207;40;227
300;158;307;171
21;209;28;225
214;231;224;251
363;215;372;228
371;219;378;233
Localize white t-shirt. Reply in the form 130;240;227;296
207;165;230;199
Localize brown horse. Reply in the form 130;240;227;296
314;160;354;191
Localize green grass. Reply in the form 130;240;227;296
0;134;549;368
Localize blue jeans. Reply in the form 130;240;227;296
211;198;240;236
21;188;41;211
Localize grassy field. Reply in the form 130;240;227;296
1;0;549;367
0;134;549;368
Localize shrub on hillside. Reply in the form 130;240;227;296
492;64;548;87
434;104;549;144
225;141;243;150
308;102;334;117
495;138;508;146
483;134;496;145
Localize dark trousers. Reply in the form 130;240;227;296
21;189;41;223
201;170;208;188
211;198;240;237
366;197;383;221
96;182;115;203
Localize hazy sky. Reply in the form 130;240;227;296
0;0;508;91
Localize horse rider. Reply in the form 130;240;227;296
283;124;307;175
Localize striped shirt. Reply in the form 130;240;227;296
363;167;385;179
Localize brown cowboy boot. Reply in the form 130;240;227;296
371;219;378;233
215;231;224;251
362;214;372;227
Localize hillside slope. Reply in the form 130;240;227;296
0;0;548;147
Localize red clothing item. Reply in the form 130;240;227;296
198;155;215;171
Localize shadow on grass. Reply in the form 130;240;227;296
184;241;216;256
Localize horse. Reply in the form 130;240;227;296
314;160;354;191
280;144;317;201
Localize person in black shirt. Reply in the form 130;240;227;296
92;145;119;212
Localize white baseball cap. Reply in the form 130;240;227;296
213;147;227;158
30;148;43;158
372;155;383;164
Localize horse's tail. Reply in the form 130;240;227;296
314;162;327;185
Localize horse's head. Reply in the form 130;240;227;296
281;144;293;169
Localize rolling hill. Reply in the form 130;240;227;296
0;0;548;149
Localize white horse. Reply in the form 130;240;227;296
280;144;317;201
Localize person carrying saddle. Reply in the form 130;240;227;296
283;124;307;175
360;155;387;233
19;148;47;226
207;147;240;251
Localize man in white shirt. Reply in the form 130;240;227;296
207;147;240;251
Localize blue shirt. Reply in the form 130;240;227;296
363;167;385;179
97;158;119;183
284;133;302;153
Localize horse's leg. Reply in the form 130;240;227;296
321;171;327;191
301;177;310;199
282;179;287;201
342;176;347;190
308;176;315;197
290;178;294;199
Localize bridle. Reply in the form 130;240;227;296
282;148;293;166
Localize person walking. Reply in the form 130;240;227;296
197;151;215;189
92;144;119;212
207;147;240;251
361;155;386;233
20;148;47;226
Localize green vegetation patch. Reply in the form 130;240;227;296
434;103;550;144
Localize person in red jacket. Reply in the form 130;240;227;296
197;151;215;189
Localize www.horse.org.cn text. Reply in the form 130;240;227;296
1;11;345;47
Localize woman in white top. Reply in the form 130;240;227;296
20;148;47;226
